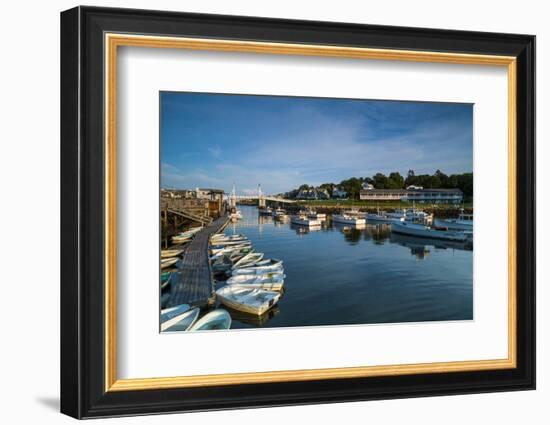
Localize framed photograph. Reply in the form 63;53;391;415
60;6;535;419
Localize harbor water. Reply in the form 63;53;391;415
215;205;473;329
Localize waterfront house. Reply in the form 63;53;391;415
360;187;463;204
332;187;348;199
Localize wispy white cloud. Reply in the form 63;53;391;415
208;144;222;159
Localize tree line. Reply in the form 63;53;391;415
287;170;473;200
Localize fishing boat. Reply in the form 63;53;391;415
160;249;183;258
160;304;192;331
160;257;178;269
434;210;474;231
332;213;366;225
391;221;468;241
216;286;281;315
385;209;407;219
258;206;273;215
306;210;326;221
162;308;200;332
232;252;264;269
290;214;321;227
231;259;283;275
160;272;172;289
366;208;405;223
189;309;232;331
272;207;288;221
227;273;285;291
404;208;433;225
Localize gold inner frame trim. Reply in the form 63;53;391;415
104;33;518;392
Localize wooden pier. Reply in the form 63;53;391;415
166;215;230;308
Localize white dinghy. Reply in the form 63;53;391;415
161;249;183;258
216;286;281;315
189;309;232;331
160;304;192;331
211;234;247;242
231;259;284;275
161;257;178;269
227;273;285;291
162;308;200;332
232;252;264;269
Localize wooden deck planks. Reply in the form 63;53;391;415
167;216;229;307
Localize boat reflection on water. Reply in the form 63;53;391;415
332;221;367;244
389;232;472;260
258;214;274;226
289;223;322;236
223;305;281;327
362;223;392;244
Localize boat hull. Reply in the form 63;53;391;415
434;218;473;231
391;222;467;241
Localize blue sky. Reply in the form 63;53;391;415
160;92;473;195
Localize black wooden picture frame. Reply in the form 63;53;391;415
60;6;535;419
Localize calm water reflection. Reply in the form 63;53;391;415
215;205;473;329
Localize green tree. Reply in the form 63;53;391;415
319;183;335;197
387;172;404;189
372;173;389;189
339;177;363;199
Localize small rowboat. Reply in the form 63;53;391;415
162;307;200;332
189;309;232;331
210;246;254;260
160;272;172;289
210;239;251;247
210;243;252;256
232;252;264;269
216;286;281;315
227;272;285;285
231;259;283;275
161;249;183;258
227;273;285;291
211;234;247;242
161;304;193;331
161;257;178;269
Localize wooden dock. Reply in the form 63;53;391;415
166;215;230;308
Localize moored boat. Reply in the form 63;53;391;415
160;304;191;331
434;210;473;231
162;307;200;332
216;286;281;315
227;271;285;285
160;271;172;289
332;213;366;225
231;259;283;275
258;206;273;215
232;252;264;269
272;207;288;220
391;221;467;241
161;249;183;258
161;257;179;269
210;243;252;256
189;309;232;331
290;214;321;226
